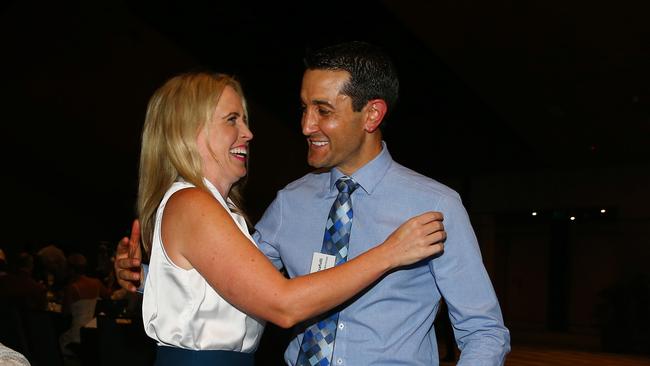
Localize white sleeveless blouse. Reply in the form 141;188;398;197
142;179;265;351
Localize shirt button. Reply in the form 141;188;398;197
336;359;343;365
338;323;344;329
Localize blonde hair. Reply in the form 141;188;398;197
138;72;250;254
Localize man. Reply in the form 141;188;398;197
117;41;509;365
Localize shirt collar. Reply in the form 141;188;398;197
177;176;235;208
202;177;237;208
328;141;393;196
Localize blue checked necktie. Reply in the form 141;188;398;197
296;176;360;366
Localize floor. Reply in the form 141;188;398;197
439;346;650;366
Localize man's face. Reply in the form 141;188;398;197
300;69;367;175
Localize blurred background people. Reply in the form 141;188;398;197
59;253;112;356
0;252;46;311
35;244;67;302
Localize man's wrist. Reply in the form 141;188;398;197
136;264;149;294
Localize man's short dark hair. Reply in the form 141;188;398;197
304;41;399;113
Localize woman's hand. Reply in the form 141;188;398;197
380;212;446;268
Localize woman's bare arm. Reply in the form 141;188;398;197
162;188;445;328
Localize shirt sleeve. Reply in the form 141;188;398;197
431;194;511;365
253;191;284;270
137;264;148;294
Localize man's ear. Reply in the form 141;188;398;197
363;99;387;133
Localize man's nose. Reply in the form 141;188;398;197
301;109;318;136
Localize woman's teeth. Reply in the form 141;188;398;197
230;147;247;157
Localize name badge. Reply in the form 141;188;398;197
310;252;336;273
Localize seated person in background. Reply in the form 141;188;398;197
92;242;113;283
0;252;46;311
59;253;112;355
36;244;67;291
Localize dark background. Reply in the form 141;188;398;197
1;0;649;358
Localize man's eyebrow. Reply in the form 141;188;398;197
310;99;334;109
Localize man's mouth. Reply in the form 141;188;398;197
309;139;329;147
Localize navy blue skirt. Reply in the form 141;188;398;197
155;346;255;366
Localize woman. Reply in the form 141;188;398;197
139;72;444;365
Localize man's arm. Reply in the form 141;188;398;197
115;220;144;292
252;192;285;271
432;195;510;366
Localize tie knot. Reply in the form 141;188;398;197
336;177;359;194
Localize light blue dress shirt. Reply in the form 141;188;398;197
254;142;510;366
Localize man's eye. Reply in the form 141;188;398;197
318;109;331;116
